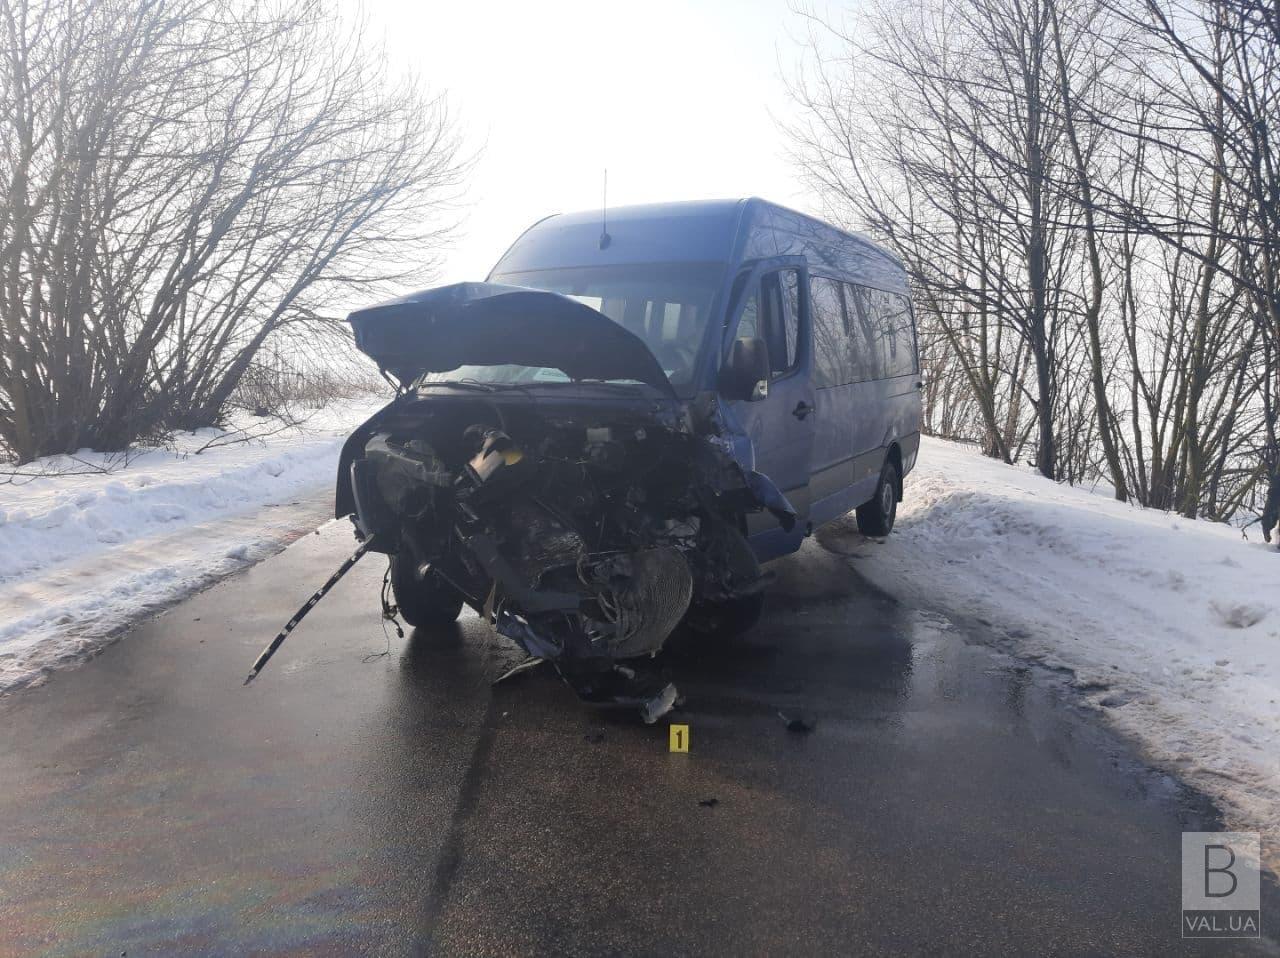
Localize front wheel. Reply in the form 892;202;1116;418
856;458;900;537
389;554;463;627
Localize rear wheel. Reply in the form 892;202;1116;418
389;554;463;627
856;458;900;537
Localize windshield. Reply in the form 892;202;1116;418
417;262;725;389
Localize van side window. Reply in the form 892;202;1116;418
727;271;754;327
736;291;760;340
843;283;883;382
851;287;916;379
877;292;904;377
886;293;917;376
810;276;849;387
780;270;800;374
760;270;799;377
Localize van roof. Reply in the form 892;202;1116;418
545;197;884;248
488;197;907;293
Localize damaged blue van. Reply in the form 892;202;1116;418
336;198;920;718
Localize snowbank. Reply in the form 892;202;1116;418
825;436;1280;869
0;400;385;692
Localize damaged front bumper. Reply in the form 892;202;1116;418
336;388;793;720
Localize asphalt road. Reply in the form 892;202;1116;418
1;519;1276;957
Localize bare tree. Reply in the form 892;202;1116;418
786;0;1277;525
1115;0;1280;519
0;0;464;463
1045;0;1131;498
787;0;1106;481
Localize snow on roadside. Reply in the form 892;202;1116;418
825;436;1280;871
0;399;385;693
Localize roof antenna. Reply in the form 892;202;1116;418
599;168;612;250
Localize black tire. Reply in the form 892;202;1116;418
686;591;766;637
389;554;463;627
856;458;900;537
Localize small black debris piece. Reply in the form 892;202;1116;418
698;797;719;808
777;710;815;734
561;665;677;724
584;730;606;744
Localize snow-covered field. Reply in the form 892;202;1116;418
824;436;1280;870
0;399;385;693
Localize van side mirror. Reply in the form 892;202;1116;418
719;337;771;401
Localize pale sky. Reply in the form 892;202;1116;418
363;0;818;282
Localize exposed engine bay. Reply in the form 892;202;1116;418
338;392;793;721
244;281;806;720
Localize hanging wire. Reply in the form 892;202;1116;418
363;560;401;663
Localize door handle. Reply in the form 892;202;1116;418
792;401;813;420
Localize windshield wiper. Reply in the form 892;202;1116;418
535;379;650;393
416;378;654;396
415;379;503;393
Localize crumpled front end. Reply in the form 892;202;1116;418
340;392;793;720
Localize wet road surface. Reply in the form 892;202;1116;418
1;520;1276;956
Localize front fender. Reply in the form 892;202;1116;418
334;395;406;519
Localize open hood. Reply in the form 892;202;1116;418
348;282;675;394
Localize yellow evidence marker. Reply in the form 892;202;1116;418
669;724;690;753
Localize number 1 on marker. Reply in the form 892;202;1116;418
669;724;689;752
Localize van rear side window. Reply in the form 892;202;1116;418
844;284;917;380
878;292;917;377
851;286;917;379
